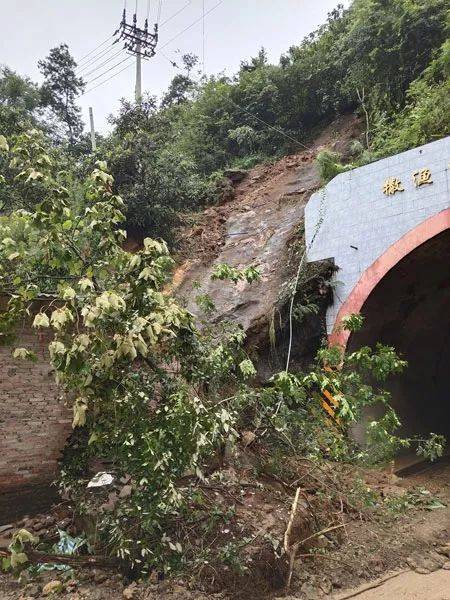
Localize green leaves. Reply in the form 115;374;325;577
341;313;364;333
211;263;261;284
0;135;9;152
239;359;257;378
32;312;50;328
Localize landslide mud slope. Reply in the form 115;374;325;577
174;115;361;338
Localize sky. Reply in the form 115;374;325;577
0;0;350;133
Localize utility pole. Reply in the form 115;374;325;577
114;9;158;102
135;43;142;103
89;107;97;152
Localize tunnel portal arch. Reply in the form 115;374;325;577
329;207;450;349
345;224;450;442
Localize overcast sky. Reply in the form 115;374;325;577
0;0;349;132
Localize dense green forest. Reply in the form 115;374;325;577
1;0;448;242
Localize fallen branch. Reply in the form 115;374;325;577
293;522;345;549
334;569;409;599
285;521;345;592
0;549;120;569
284;487;301;554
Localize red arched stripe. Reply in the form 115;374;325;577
329;207;450;349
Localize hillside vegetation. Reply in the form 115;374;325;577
1;0;448;241
0;0;448;594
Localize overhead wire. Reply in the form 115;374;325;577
157;48;310;152
77;43;118;73
157;0;163;23
228;98;310;151
80;48;126;78
83;55;134;88
202;0;205;75
82;58;135;95
77;35;114;65
160;0;192;27
80;0;223;96
285;190;326;372
159;0;225;50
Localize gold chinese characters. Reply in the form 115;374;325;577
383;177;404;196
412;168;433;187
383;168;434;195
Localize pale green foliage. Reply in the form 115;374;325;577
0;130;251;571
211;263;261;284
316;149;354;184
239;359;257;378
5;529;39;571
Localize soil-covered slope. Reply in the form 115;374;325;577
173;115;361;369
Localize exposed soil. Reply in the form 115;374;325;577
1;460;448;599
333;570;450;600
172;114;362;340
286;460;450;599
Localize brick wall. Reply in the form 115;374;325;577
0;318;71;521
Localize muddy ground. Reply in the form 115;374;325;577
1;459;448;599
288;459;450;599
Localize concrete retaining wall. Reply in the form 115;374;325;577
305;137;450;334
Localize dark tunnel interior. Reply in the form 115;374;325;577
347;229;450;453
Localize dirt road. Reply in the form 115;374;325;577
333;569;450;599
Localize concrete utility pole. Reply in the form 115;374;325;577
89;107;97;152
114;8;158;103
135;42;142;103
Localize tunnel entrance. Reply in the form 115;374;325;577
347;228;450;453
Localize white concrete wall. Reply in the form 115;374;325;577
305;137;450;333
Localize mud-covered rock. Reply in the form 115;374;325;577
174;116;360;376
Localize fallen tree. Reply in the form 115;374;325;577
0;131;445;592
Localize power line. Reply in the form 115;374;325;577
160;49;179;68
82;58;135;96
227;97;310;151
160;0;192;27
157;0;163;23
84;55;134;87
157;46;307;152
159;0;225;50
202;0;205;75
77;35;114;65
77;43;118;73
81;49;126;79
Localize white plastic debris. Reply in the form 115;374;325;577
87;471;114;488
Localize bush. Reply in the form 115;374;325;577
316;149;353;184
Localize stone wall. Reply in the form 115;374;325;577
305;136;450;334
0;318;71;521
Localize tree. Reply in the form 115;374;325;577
38;44;85;144
161;53;199;108
103;97;212;244
0;67;44;136
0;129;249;569
161;74;195;107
